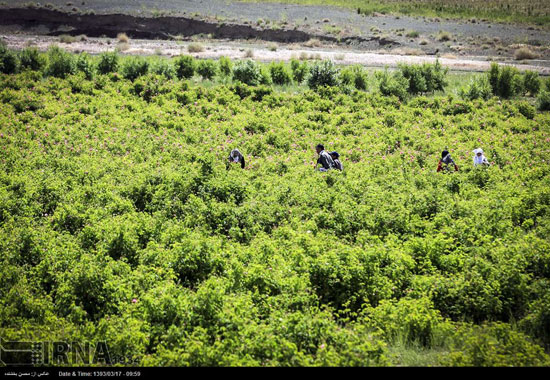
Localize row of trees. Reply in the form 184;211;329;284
460;62;550;110
1;43;548;107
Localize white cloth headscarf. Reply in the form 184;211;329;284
473;148;488;166
229;149;242;162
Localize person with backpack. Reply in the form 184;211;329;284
227;148;245;169
473;148;489;166
437;149;458;172
314;144;335;172
330;151;343;171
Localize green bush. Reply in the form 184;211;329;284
376;69;408;100
498;66;523;98
523;70;540;96
537;90;550;111
121;57;149;81
307;60;340;89
171;235;224;288
459;76;492;101
340;65;368;91
218;56;232;77
0;42;18;74
520;293;550;350
361;298;447;347
196;59;217;80
45;46;74;78
488;62;500;93
259;65;272;86
488;63;523;98
151;59;175;79
399;64;427;94
442;323;550;366
353;66;368;90
174;55;196;79
19;47;45;72
290;58;309;84
131;74;173;102
97;51;119;75
232;59;263;86
339;66;355;87
398;60;447;95
2;53;550;366
231;81;252;99
422;60;448;92
516;101;535;119
269;61;292;86
75;52;94;80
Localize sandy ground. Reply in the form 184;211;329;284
2;0;550;61
2;33;549;75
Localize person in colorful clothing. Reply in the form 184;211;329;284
437;149;458;172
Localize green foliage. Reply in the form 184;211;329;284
442;323;550;366
340;65;368;91
520;292;550;350
488;63;523;99
19;47;45;72
45;46;75;78
269;61;293;86
218;56;233;77
523;70;540;96
259;66;273;86
151;59;175;79
75;52;94;80
121;57;149;81
361;298;447;347
174;55;196;80
1;50;550;366
459;76;492;101
376;69;408;100
398;60;448;95
290;58;309;84
307;60;340;89
488;62;500;93
97;51;119;75
196;59;217;80
537;90;550;111
131;74;173;102
399;64;427;94
0;42;18;74
516;101;535;120
232;59;263;86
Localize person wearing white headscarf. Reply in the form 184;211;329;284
473;148;489;166
227;148;245;169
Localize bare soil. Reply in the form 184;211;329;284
1;1;549;73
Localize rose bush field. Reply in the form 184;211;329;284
1;48;550;366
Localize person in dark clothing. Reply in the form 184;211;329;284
330;151;343;171
227;148;245;169
314;144;335;172
437;149;459;172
